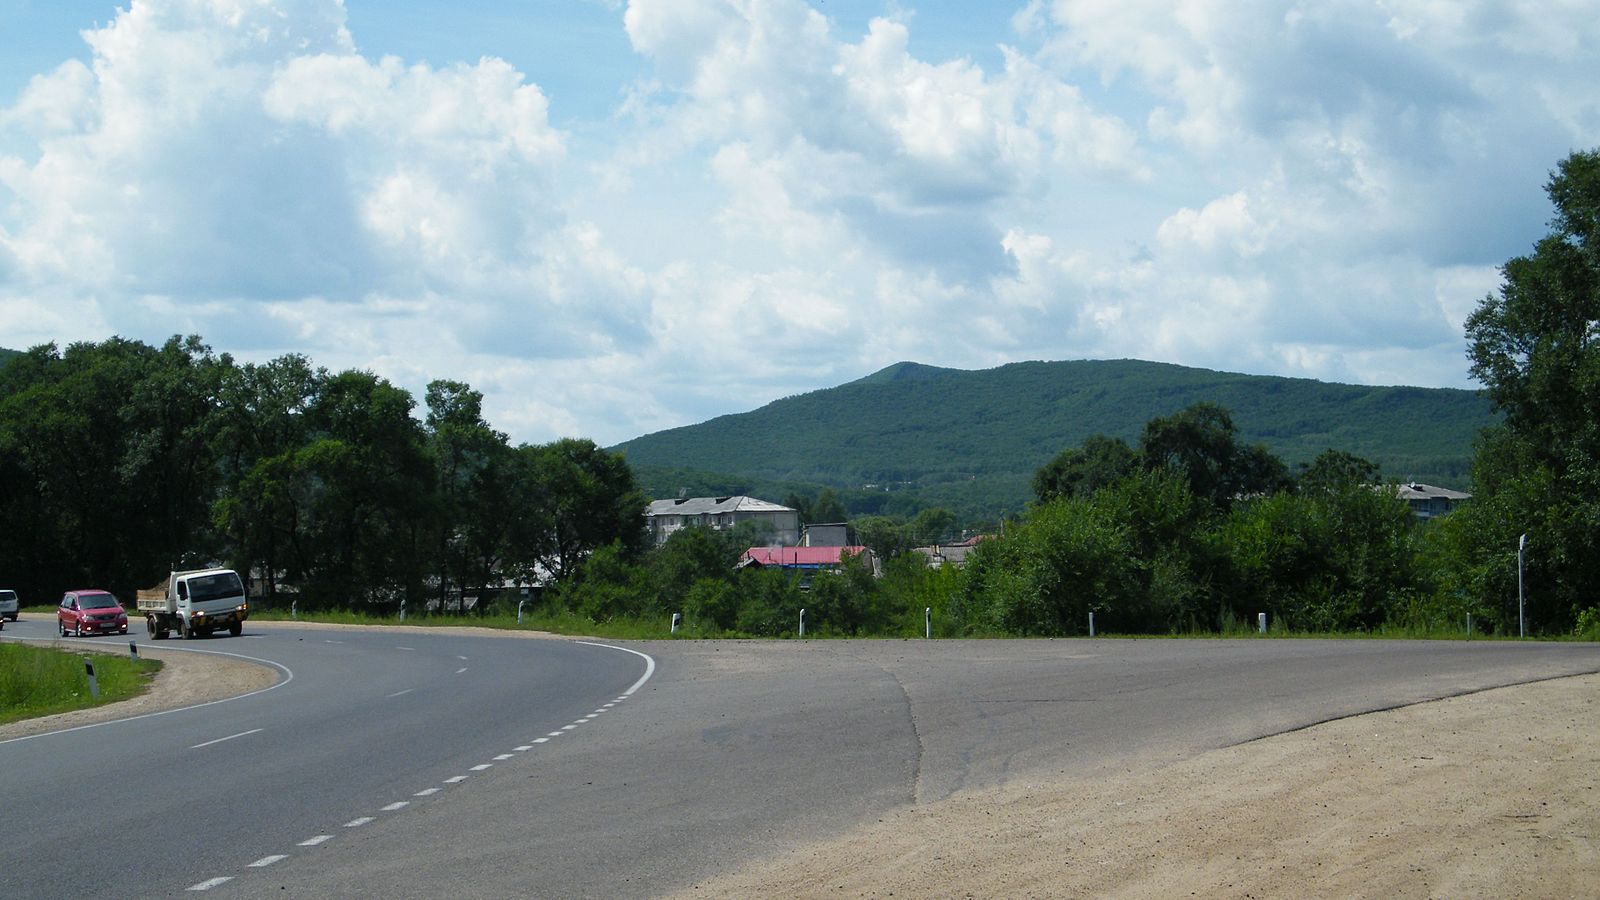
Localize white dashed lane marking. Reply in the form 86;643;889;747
387;688;414;698
414;788;441;797
513;745;533;751
381;802;409;812
344;817;374;828
187;877;232;891
299;835;333;846
494;753;514;760
455;667;468;675
248;855;286;868
470;763;493;771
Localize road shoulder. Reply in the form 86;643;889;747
673;672;1600;898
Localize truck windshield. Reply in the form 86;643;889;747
187;573;244;603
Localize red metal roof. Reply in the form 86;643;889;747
742;546;869;567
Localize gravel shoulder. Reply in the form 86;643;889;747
0;639;280;741
673;672;1600;899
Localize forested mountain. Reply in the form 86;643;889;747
616;359;1495;518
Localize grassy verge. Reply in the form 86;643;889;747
0;643;163;725
250;607;676;640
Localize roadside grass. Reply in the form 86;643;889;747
0;642;163;725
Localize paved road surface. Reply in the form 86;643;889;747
3;620;1596;898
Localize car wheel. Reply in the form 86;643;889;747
59;619;67;637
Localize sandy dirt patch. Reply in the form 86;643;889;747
675;673;1599;899
0;640;280;741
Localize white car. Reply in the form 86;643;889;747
0;588;18;622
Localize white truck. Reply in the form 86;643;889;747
136;568;250;639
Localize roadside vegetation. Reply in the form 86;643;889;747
2;150;1597;642
0;643;163;725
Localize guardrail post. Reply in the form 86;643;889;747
799;608;805;639
84;657;100;699
1258;612;1268;634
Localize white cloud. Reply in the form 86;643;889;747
1;0;1596;448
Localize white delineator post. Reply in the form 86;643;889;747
1089;611;1095;637
1258;612;1268;634
399;599;407;623
517;600;526;625
671;612;681;634
129;641;139;660
799;608;806;639
925;607;931;639
1518;533;1527;638
84;657;100;699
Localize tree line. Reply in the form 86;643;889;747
0;341;646;611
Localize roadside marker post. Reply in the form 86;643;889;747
925;607;931;640
1467;614;1473;636
1258;612;1268;634
517;600;526;625
671;612;681;634
129;641;139;660
1089;611;1096;637
399;599;407;623
799;608;805;639
291;600;297;620
84;657;100;699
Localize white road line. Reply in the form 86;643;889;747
494;753;514;760
187;876;233;891
574;641;657;697
387;688;414;698
533;737;550;744
445;775;469;783
513;745;533;751
561;723;580;730
580;715;597;721
323;639;345;644
546;731;564;737
396;646;415;651
344;817;374;828
455;667;467;675
189;728;264;750
381;801;409;812
615;696;628;702
457;655;468;660
299;835;333;846
414;788;441;797
248;855;287;868
602;703;615;709
470;763;493;771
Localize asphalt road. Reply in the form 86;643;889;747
3;620;1597;899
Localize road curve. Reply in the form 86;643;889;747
4;623;1596;898
0;619;652;899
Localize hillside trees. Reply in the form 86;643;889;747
1454;148;1600;632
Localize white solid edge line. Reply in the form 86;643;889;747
299;835;333;846
248;855;287;868
573;641;657;697
187;876;233;891
387;688;414;698
189;727;264;750
0;636;295;745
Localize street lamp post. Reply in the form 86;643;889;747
1518;533;1527;638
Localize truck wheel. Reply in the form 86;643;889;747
146;616;157;637
228;621;243;637
181;620;193;640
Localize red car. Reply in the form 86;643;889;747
58;590;129;637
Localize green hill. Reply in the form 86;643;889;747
0;348;19;367
615;359;1496;520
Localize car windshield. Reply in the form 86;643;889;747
78;593;119;609
187;572;243;603
0;591;16;603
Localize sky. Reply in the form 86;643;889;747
1;1;1597;446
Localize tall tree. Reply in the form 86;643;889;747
1033;434;1138;503
1457;148;1600;632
